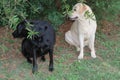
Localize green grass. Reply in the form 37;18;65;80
0;23;120;80
0;34;120;80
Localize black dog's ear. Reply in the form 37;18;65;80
17;21;26;34
18;24;23;34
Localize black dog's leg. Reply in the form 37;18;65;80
22;47;32;64
32;49;38;73
41;56;46;61
49;49;54;71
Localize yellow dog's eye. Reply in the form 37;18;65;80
74;9;76;11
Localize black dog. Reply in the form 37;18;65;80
12;20;55;73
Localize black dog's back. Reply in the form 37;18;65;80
31;20;56;49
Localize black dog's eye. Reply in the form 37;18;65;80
45;26;48;30
47;39;49;42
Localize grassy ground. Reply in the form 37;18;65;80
0;18;120;80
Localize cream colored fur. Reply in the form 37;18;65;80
65;3;97;59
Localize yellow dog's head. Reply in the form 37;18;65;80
69;3;89;20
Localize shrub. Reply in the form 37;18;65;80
0;0;119;32
0;0;65;30
86;0;120;21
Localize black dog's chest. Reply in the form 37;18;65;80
37;48;49;56
28;47;49;58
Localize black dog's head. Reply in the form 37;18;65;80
12;20;28;38
12;20;49;38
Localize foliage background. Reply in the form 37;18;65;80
0;0;120;30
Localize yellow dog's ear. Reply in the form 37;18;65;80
79;4;87;14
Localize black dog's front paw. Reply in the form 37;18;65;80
32;65;38;74
49;65;54;72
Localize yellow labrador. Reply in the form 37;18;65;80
65;3;97;59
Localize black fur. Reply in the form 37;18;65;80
12;20;55;73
